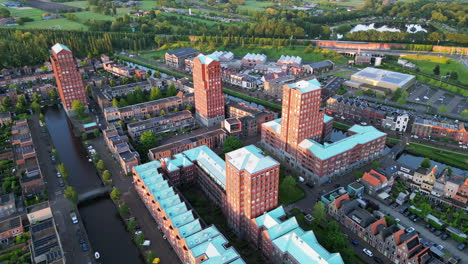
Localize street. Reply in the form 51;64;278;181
29;114;94;264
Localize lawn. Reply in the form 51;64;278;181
159;11;221;26
139;0;156;10
10;18;88;30
237;0;273;11
406;142;468;170
332;70;354;79
279;176;306;205
308;0;366;7
71;11;115;21
333;121;351;131
61;1;89;8
401;55;468;86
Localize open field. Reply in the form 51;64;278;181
0;0;44;20
9;17;88;30
332;70;354;79
62;1;89;8
401;55;468;85
237;0;273;11
139;0;155;10
406;142;468;170
308;0;365;7
25;0;79;12
72;11;115;21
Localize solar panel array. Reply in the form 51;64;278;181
33;234;56;248
31;220;53;233
35;241;59;256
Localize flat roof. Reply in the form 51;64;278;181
299;125;386;160
196;54;219;65
226;145;279;175
352;67;415;87
287;79;321;93
183;145;227;189
262;118;282;134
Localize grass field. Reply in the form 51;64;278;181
0;0;44;20
10;18;88;30
401;55;468;85
139;0;156;10
332;70;354;79
406;142;468;170
308;0;365;7
62;1;89;8
237;0;273;11
72;11;115;21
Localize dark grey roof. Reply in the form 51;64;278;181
305;60;334;69
166;48;199;57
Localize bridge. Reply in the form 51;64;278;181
78;185;113;204
387;137;408;160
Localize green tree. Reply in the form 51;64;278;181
159;109;166;116
1;97;12;109
64;186;78;204
93;129;100;138
312;201;326;225
437;104;447;113
433;64;440;75
127;219;137;231
420;158;431;169
119;98;128;107
102;170;112;181
96;160;105;171
154;71;161;78
185;104;192;112
48;89;58;101
82;132;88;141
0;8;11;18
58;163;69;181
110;187;120;200
71;100;86;117
135;233;145;246
222;136;243;154
149;87;162;100
118;120;125;128
112;98;119;107
109;79;116;87
85;85;91;95
173;107;179;113
140;131;157;148
119;204;129;218
166;82;177;96
147;252;157;264
32;92;40;103
31;101;41;113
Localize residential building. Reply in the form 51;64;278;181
127;110;196;140
382;113;409;132
276;55;302;67
103;61;146;78
361;169;394;195
210;51;234;61
165;48;200;70
30;217;64;264
193;55;225;127
354;54;373;65
225;145;280;236
411;119;467;144
262;80;386;183
250;206;344;264
262;72;295;99
302;60;334;74
50;43;87;113
241;53;267;68
132;160;245;264
27;201;53;225
226;73;261;89
0;112;11;126
0;216;23;242
225;100;276;137
103;92;194;122
0;193;16;219
103;125;140;174
148;128;226;160
348;181;365;197
349;67;416;93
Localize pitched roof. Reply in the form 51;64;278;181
362;169;387;187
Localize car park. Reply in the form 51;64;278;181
362;248;373;257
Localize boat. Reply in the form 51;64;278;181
94;252;100;259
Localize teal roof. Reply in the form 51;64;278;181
164;153;194;172
287;79;321;93
262;118;281;134
298;125;386;160
83;122;97;129
255;206;285;228
182;145;226;189
324;114;333;123
226;145;279;175
134;160;161;176
191;234;243;264
171;210;195;228
185;226;221;249
273;230;344;264
178;219;203;238
197;54;219;65
52;43;71;54
267;217;299;240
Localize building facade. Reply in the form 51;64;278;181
50;43;87;112
193;55;225;127
411;119;467;144
165;48;200;70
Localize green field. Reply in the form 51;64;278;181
401;55;468;86
332;70;354;79
0;0;44;20
10;18;88;30
62;1;89;8
139;0;156;10
237;0;273;11
72;11;115;21
308;0;365;7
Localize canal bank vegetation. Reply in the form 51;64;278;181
406;142;468;170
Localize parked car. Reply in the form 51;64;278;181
425;223;431;229
362;248;373;257
457;244;465;251
404;211;410;216
81;243;89;252
70;211;78;224
351;240;359;246
391;203;399;209
306;183;315;189
441;233;449;240
434;230;442;236
58;179;65;188
436;244;444;251
413;216;420;222
430;227;436;232
399;207;408;214
56;172;62;178
405;227;415;233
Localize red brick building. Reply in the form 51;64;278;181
411;119;468;144
225;145;280;236
50;43;87;112
193;55;225;127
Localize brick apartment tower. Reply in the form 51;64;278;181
225;145;280;236
50;43;87;113
280;80;324;156
193;54;225;127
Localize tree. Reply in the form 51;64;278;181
119;203;129;218
433;64;440;75
93;129;100;138
147;252;158;264
166;82;177;96
140;131;157;148
185;104;192;112
102;170;111;181
48;89;58;101
135;233;145;246
0;8;10;18
312;201;326;225
64;186;78;204
96;160;105;171
450;71;458;81
149;87;162;100
420;158;431;169
110;187;120;200
154;71;161;78
71;100;86;117
85;85;92;95
222;136;243;154
82;132;88;140
112;98;119;107
109;79;116;87
127;219;137;231
31;101;41;113
437;104;447;113
173;107;178;113
58;163;69;181
32;92;40;103
159;109;166;116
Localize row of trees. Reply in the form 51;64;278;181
111;84;178;108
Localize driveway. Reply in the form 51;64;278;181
369;196;468;260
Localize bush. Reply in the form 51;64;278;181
110;187;121;200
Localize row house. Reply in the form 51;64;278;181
241;53;267;68
224;73;261;89
411;119;468;144
165;48;200;70
103;125;140;174
103;61;146;78
249;206;344;264
104;92;194;122
148;128;226;161
276;55;302;68
127;110;196;140
326;96;386;127
132;161;244;264
24;84;56;101
327;191;430;263
361;169;395;195
0;216;23;242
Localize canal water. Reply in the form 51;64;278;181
44;106;142;264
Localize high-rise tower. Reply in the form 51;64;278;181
193;54;225;127
50;43;87;113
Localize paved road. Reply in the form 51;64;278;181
370;196;468;260
29;115;94;264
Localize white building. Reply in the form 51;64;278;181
382;113;409;132
277;55;302;67
210;51;234;61
241;53;267;67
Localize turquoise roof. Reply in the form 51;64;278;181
182;145;226;189
52;43;71;54
171;210;195;228
324;114;333;123
178;219;202;238
287;79;321;93
226;145;279;175
134;160;161;175
191;234;243;264
185;225;220;249
262;118;281;134
254;206;344;264
298;125;386;160
83;122;97;129
197;54;219;65
164;153;194;172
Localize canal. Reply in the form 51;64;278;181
44;106;142;264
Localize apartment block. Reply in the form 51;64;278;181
103;92;194;122
411;119;467;144
103;61;146;78
132;161;245;264
165;48;200;70
103;125;140;174
127;110;196;140
30;216;64;264
50;43;87;112
250;206;344;264
225;101;276;137
193;55;225;127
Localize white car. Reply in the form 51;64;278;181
363;248;373;257
56;172;62;178
415;98;420;101
406;227;415;233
